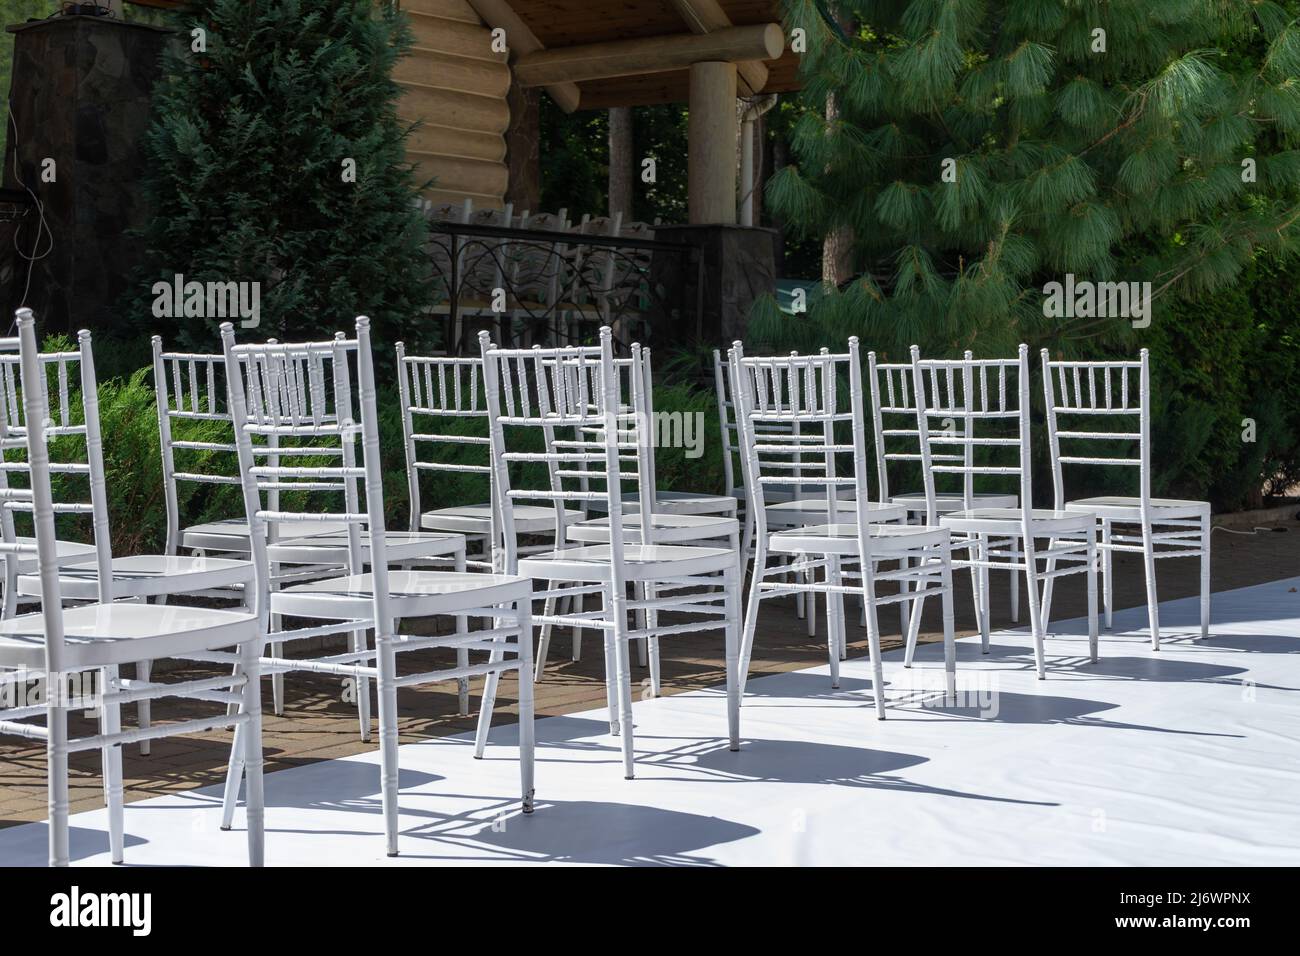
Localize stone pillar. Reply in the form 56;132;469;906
3;15;172;336
687;61;737;225
650;224;776;345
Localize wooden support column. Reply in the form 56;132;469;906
688;61;738;225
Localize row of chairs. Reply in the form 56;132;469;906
0;307;1210;867
420;198;658;351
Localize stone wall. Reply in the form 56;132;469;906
2;15;172;335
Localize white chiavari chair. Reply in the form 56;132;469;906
0;309;265;867
867;349;1021;647
2;331;255;754
732;339;958;712
911;345;1099;677
218;318;535;856
731;343;909;639
544;343;740;693
1040;348;1210;648
479;326;741;779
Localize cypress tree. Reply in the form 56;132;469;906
132;0;432;352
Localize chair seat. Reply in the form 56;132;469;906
273;570;532;621
769;522;950;555
940;508;1094;535
765;498;909;528
268;531;465;565
566;513;738;545
0;602;258;670
584;490;738;517
519;544;737;583
1064;496;1210;521
11;536;97;574
422;503;583;535
181;517;348;553
890;491;1019;514
16;555;255;601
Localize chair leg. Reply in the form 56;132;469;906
239;639;266;867
515;599;536;813
570;588;583;661
1140;521;1160;650
610;592;636;780
978;534;991;647
1009;545;1020;622
1086;527;1099;663
966;540;987;653
454;550;470;715
1200;512;1211;640
646;581;661;698
724;565;742;751
375;632;401;856
864;592;886;720
826;554;842;689
804;560;817;637
1101;519;1114;630
940;549;956;705
634;582;649;667
535;581;559;679
1023;536;1047;679
1040;536;1058;628
600;585;620;736
349;626;372;741
135;658;152;756
47;691;70;867
220;718;245;831
473;621;505;759
100;665;124;864
737;538;768;697
898;552;911;639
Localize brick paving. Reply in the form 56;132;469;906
2;526;1298;827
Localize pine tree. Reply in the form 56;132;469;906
131;0;432;351
763;0;1300;358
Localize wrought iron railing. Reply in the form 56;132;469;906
426;220;700;354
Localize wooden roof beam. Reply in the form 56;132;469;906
514;24;783;88
668;0;770;96
466;0;581;112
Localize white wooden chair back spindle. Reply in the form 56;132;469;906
911;345;1034;528
1040;350;1150;511
0;334;114;602
222;322;390;633
480;328;630;583
730;343;868;557
395;345;493;551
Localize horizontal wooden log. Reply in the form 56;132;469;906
397;85;510;134
399;0;482;26
411;155;509;197
406;13;506;63
667;0;769;94
514;24;784;87
406;123;506;163
466;0;581;113
393;49;511;98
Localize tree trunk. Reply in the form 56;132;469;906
608;106;634;221
821;89;854;287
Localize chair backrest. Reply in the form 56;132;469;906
730;339;873;542
394;344;492;537
866;350;926;503
222;319;389;627
1041;349;1150;509
712;349;741;498
152;338;241;553
0;325;113;600
911;344;1033;525
9;310;70;671
479;326;632;580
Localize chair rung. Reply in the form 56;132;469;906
392;658;522;688
66;712;249;754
